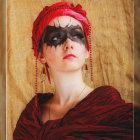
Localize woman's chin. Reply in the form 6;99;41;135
59;64;83;73
62;68;81;73
50;61;85;73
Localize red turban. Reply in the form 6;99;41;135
32;1;91;58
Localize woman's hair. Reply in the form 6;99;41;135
32;1;91;58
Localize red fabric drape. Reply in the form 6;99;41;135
13;86;133;140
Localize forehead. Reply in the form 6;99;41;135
48;16;83;29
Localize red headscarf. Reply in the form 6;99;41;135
32;1;91;58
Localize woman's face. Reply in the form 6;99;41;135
40;16;89;73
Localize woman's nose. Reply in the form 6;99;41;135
63;39;74;51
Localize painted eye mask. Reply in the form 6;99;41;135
44;25;86;47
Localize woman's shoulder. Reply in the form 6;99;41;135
13;93;53;135
93;85;121;96
91;85;127;105
94;85;121;95
13;93;53;139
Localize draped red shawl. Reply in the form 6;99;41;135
13;86;133;139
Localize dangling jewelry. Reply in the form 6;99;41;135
40;64;47;93
88;24;93;81
40;63;51;84
40;65;47;83
84;64;88;77
35;57;38;108
45;63;51;84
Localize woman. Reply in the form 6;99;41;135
13;2;133;139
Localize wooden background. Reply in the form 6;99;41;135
0;0;6;140
6;0;134;139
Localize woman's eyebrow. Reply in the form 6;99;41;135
68;25;84;33
45;26;60;35
66;25;82;30
45;25;84;36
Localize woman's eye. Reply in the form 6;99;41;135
73;35;78;39
51;34;62;42
52;36;58;41
73;34;84;39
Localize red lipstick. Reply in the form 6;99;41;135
63;54;76;59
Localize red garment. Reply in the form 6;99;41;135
13;86;133;140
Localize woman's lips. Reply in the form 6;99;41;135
63;54;76;59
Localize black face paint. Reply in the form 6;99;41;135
43;25;86;48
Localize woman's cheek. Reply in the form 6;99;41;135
46;54;56;65
76;45;86;57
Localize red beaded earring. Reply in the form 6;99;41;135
45;63;51;84
40;63;51;84
40;65;46;83
35;57;38;107
88;25;93;81
83;64;88;77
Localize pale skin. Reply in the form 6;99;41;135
38;16;93;124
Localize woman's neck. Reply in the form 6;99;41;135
50;69;87;106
